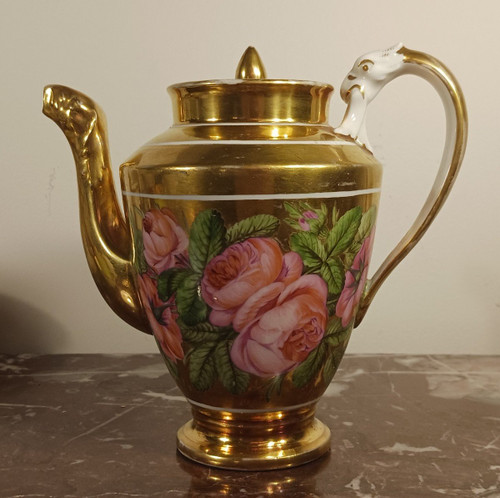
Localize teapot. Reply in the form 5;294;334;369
42;44;467;470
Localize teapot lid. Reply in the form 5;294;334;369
168;47;333;125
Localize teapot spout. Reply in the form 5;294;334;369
43;85;149;334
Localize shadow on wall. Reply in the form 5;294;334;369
0;294;68;354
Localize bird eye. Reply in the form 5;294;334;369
358;59;374;72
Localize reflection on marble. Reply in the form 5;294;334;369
0;354;499;497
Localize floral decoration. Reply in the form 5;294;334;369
131;201;376;395
138;274;184;361
142;208;188;273
336;232;374;327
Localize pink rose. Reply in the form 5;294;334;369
336;233;374;327
201;238;302;327
298;210;319;231
276;251;303;285
142;208;188;274
230;275;328;377
138;274;184;361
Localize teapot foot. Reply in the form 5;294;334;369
176;402;331;470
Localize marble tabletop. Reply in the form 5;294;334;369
0;354;499;497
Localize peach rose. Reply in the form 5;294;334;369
138;274;184;361
336;233;374;327
230;275;328;377
201;238;302;327
142;208;188;274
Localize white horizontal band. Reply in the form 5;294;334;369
172;122;330;128
144;139;353;147
187;397;320;414
122;187;381;202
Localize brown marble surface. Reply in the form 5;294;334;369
0;354;499;497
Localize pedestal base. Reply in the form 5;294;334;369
176;402;331;470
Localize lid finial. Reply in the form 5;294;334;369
235;47;267;79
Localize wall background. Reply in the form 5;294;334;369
1;0;498;354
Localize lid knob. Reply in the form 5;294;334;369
235;47;267;79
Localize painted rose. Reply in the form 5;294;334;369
201;238;302;327
230;275;328;377
276;251;303;285
298;210;319;231
142;208;188;274
336;233;374;327
138;274;184;361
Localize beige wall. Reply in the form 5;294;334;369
1;0;498;354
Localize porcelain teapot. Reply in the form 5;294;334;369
42;44;467;470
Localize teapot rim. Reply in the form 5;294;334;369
167;79;334;124
168;78;334;91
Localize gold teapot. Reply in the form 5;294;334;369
42;45;466;470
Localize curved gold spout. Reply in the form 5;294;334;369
42;85;150;334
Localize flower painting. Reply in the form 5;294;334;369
132;201;376;395
230;273;328;377
336;233;374;327
142;208;188;273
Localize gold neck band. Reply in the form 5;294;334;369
167;80;334;124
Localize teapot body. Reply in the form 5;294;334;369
121;122;381;411
119;121;382;467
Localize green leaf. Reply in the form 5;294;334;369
226;214;280;245
355;206;377;243
305;203;328;236
320;203;328;218
290;232;326;270
189;210;226;274
130;208;148;273
332;345;346;369
292;343;327;388
322;319;350;383
325;316;343;337
180;321;234;345
133;205;146;220
308;217;328;237
327;300;338;316
214;341;250;395
176;273;208;326
326;206;362;257
284;201;302;218
324;317;352;347
284;218;303;232
320;258;344;295
157;268;192;301
266;374;285;402
132;230;148;274
331;206;340;226
188;343;218;391
322;356;338;383
343;247;359;269
318;225;330;240
325;327;351;348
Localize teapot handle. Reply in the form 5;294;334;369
335;44;467;326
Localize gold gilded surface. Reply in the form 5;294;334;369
355;47;468;325
168;81;334;124
121;121;382;200
167;48;332;125
177;402;331;470
122;141;381;197
235;46;267;79
42;85;149;334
